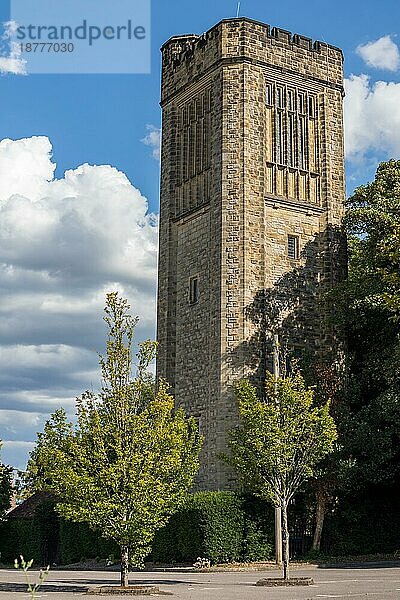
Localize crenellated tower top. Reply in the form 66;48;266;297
160;18;343;106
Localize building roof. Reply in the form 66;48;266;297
7;491;55;519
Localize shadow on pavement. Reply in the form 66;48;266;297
319;561;400;570
0;582;87;593
59;578;201;586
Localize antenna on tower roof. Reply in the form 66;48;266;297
236;1;241;17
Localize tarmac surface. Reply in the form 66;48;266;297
1;563;400;599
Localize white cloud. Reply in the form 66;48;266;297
0;21;27;75
1;441;36;471
0;137;55;202
0;410;41;428
0;144;158;287
0;410;42;443
344;74;400;162
2;441;35;450
0;344;98;378
1;390;77;414
0;136;159;469
141;125;161;160
0;410;43;444
0;137;158;288
356;35;400;72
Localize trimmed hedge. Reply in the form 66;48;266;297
152;491;274;564
152;492;243;563
5;486;400;566
0;517;41;564
0;498;59;565
241;494;274;562
59;520;118;565
0;491;275;566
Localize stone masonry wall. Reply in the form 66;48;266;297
157;18;345;490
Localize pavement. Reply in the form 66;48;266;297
1;564;400;599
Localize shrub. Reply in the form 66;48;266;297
59;520;118;565
152;491;244;563
241;495;274;562
152;491;274;564
0;518;41;565
0;496;59;565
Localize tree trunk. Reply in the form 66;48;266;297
275;506;282;565
281;501;289;581
121;546;129;588
312;492;327;551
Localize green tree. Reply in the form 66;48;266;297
27;293;202;587
345;159;400;318
227;373;337;580
0;441;12;518
331;160;400;490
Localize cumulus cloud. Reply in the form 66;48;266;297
0;136;158;470
141;125;161;160
1;441;35;470
356;35;400;72
0;21;27;75
0;137;55;202
344;74;400;162
0;410;43;449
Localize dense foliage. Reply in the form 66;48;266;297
333;160;400;490
345;160;400;318
0;498;57;565
299;160;400;557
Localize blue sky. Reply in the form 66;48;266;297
1;0;400;471
0;0;399;208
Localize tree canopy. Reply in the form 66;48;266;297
344;159;400;318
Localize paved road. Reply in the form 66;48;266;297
1;564;400;598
